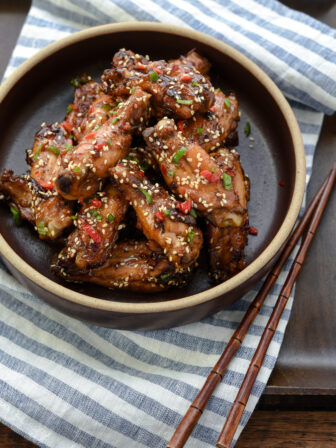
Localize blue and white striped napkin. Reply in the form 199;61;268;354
1;1;335;447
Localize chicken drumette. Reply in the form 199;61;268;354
143;117;249;281
55;87;151;200
52;183;128;275
101;49;215;119
110;159;203;269
56;240;188;292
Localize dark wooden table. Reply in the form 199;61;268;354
1;0;336;446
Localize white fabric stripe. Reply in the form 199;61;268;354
9;45;41;60
246;0;336;52
0;321;226;440
30;5;86;30
204;0;336;80
86;0;146;22
0;399;84;448
23;23;72;40
0;354;146;448
159;0;335;110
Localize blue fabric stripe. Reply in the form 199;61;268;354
188;0;336;97
227;0;336;64
27;14;79;33
0;380;113;448
250;0;336;39
0;349;167;448
152;0;334;114
34;0;102;27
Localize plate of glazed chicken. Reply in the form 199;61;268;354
0;24;305;329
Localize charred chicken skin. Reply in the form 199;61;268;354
55;87;151;200
111;160;203;268
171;49;212;76
54;240;188;292
101;49;214;119
53;183;128;275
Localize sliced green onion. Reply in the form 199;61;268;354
163;209;171;217
65;143;73;152
222;172;233;190
224;98;231;108
10;206;22;226
196;127;204;134
130;86;135;94
66;105;73;114
95;214;103;221
71;214;78;221
191;81;199;87
33;143;43;161
47;145;60;155
211;166;216;173
176;99;193;105
102;104;111;111
37;221;48;235
107;213;115;222
167;169;175;178
139;187;152;204
140;162;149;172
111;117;118;124
79;76;89;85
189;208;197;219
108;139;112;146
172;146;187;164
244;121;251;137
187;229;195;243
216;87;221;93
70;78;79;88
94;125;100;131
160;273;171;281
73;166;81;173
149;71;159;82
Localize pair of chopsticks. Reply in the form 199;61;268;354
168;162;336;448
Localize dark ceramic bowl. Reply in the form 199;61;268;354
0;23;305;329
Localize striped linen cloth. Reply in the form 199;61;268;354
1;1;335;447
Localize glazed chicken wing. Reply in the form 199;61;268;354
171;49;211;76
180;91;240;152
111;160;203;268
55;240;188;292
101;49;214;119
143;117;246;228
207;148;249;281
55;87;151;200
0;170;73;239
52;183;127;275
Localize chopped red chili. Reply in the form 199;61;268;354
279;181;285;187
154;68;162;75
62;121;73;133
209;106;216;113
90;199;102;208
177;120;184;132
136;63;146;70
161;164;167;175
249;226;258;235
176;200;192;214
139;170;145;177
200;170;219;183
180;74;192;82
38;179;53;190
227;171;235;177
155;211;165;222
82;222;101;243
94;143;104;150
123;123;131;130
85;131;96;140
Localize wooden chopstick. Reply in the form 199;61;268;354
217;162;336;448
167;165;335;448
